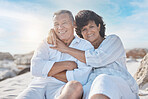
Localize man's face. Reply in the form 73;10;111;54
53;13;74;42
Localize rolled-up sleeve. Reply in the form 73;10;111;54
85;35;126;67
31;40;56;78
66;39;94;85
66;70;74;82
66;61;92;85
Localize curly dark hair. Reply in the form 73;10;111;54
75;10;106;38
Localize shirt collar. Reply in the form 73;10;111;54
69;35;81;47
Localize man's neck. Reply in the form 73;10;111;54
63;36;75;46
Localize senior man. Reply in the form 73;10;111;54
17;10;93;99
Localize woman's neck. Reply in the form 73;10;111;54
92;37;104;49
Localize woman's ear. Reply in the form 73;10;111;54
73;21;77;28
98;24;101;32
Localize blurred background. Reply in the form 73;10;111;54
0;0;148;54
0;0;148;98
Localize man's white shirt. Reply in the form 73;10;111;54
31;36;94;85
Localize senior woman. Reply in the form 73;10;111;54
48;10;139;99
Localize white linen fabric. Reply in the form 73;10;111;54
88;74;137;99
84;34;139;99
17;36;93;99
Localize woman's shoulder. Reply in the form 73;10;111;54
106;34;120;39
105;34;122;42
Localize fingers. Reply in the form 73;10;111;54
52;31;57;46
47;36;51;44
50;46;57;49
47;29;53;44
56;38;63;44
47;29;57;45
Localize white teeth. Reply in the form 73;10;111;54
59;31;67;34
59;31;66;34
88;34;93;37
59;32;65;34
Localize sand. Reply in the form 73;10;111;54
0;59;148;99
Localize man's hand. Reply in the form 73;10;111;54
51;61;78;83
66;61;77;70
48;61;77;77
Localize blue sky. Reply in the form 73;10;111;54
0;0;148;54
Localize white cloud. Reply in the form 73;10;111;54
106;1;148;49
0;0;53;54
0;0;148;54
130;0;148;8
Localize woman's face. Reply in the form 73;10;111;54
81;21;101;44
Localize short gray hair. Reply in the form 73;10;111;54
53;10;74;24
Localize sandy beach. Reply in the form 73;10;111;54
0;58;148;99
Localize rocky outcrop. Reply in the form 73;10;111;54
14;51;34;65
134;54;148;89
0;51;34;81
0;52;14;60
126;48;148;59
18;67;30;75
0;70;16;81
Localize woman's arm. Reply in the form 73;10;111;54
85;35;126;67
47;29;86;63
50;39;86;63
64;47;86;63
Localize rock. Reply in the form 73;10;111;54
126;48;148;59
14;51;34;65
0;70;17;81
134;54;148;90
18;67;30;75
0;52;14;60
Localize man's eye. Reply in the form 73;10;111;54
54;24;59;26
63;22;67;24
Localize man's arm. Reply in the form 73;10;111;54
48;61;77;76
52;71;68;82
31;39;77;77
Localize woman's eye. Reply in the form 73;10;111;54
82;29;86;32
90;26;94;28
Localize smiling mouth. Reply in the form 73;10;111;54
58;30;67;34
88;34;94;37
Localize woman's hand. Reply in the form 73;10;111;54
50;37;69;53
47;29;69;53
47;29;57;46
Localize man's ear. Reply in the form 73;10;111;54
73;21;77;28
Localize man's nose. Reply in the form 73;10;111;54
58;24;64;29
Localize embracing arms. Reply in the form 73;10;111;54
47;29;126;67
31;38;77;81
48;61;77;76
47;29;86;63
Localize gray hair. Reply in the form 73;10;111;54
53;10;74;24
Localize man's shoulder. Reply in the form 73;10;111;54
35;38;51;50
74;36;94;50
75;36;91;45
